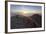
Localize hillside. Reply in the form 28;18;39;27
11;14;42;29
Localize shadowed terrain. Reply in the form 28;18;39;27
11;14;42;29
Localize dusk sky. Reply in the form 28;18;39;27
10;5;42;16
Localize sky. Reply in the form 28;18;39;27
10;4;42;16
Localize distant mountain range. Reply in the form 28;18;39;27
11;14;42;29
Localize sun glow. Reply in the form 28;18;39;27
23;11;28;14
19;10;29;16
21;10;29;14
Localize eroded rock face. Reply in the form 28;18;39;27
11;14;42;29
